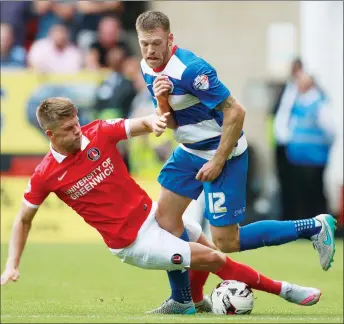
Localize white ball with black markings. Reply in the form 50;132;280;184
210;280;254;315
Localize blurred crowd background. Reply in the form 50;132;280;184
1;1;343;240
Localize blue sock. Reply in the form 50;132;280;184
239;219;322;251
167;229;192;303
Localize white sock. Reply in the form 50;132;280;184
279;282;291;297
310;219;322;241
314;219;322;227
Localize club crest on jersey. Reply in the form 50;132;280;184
87;147;101;161
193;74;209;91
171;253;183;265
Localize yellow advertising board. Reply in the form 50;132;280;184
1;71;106;154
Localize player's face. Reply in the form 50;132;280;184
137;28;173;69
47;115;82;154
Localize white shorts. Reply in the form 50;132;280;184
110;202;202;271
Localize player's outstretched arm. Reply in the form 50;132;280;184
1;204;38;286
128;112;170;138
196;95;245;182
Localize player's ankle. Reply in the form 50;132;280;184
191;288;204;303
193;297;204;304
191;290;204;304
192;295;204;306
310;219;322;240
279;282;291;297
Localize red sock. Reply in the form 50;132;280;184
214;257;282;295
189;270;210;303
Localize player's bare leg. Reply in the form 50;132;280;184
155;186;192;237
210;223;240;252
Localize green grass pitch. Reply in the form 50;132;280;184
1;240;343;323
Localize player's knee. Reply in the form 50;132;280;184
213;231;240;253
155;207;184;236
207;250;226;269
214;239;238;253
196;249;225;271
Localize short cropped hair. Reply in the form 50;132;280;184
36;97;78;131
136;10;170;32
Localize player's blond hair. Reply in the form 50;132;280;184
36;97;78;131
136;10;170;32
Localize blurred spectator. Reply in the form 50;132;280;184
28;24;82;73
1;23;26;69
26;84;94;137
94;47;137;170
271;58;328;221
0;1;32;46
122;57;142;88
94;47;136;120
74;1;123;51
33;0;75;40
85;16;132;69
286;72;334;220
271;58;303;221
127;59;153;118
120;1;149;32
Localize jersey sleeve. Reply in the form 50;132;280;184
149;90;158;109
181;59;231;109
23;172;50;208
100;118;130;142
146;83;157;108
141;67;158;109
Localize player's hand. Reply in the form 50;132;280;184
151;112;170;137
196;158;225;182
153;75;172;101
1;267;20;286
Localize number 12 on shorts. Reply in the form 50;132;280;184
208;192;227;214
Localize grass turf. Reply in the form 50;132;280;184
1;240;343;323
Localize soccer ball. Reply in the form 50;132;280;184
210;280;254;315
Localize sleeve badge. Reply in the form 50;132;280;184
193;74;209;91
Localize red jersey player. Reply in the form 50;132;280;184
1;97;321;314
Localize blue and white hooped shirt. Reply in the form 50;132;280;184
141;46;247;160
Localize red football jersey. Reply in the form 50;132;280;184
23;119;152;248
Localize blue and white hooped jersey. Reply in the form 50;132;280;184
141;46;247;160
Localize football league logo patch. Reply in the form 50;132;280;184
171;253;183;265
87;147;101;161
193;74;209;91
